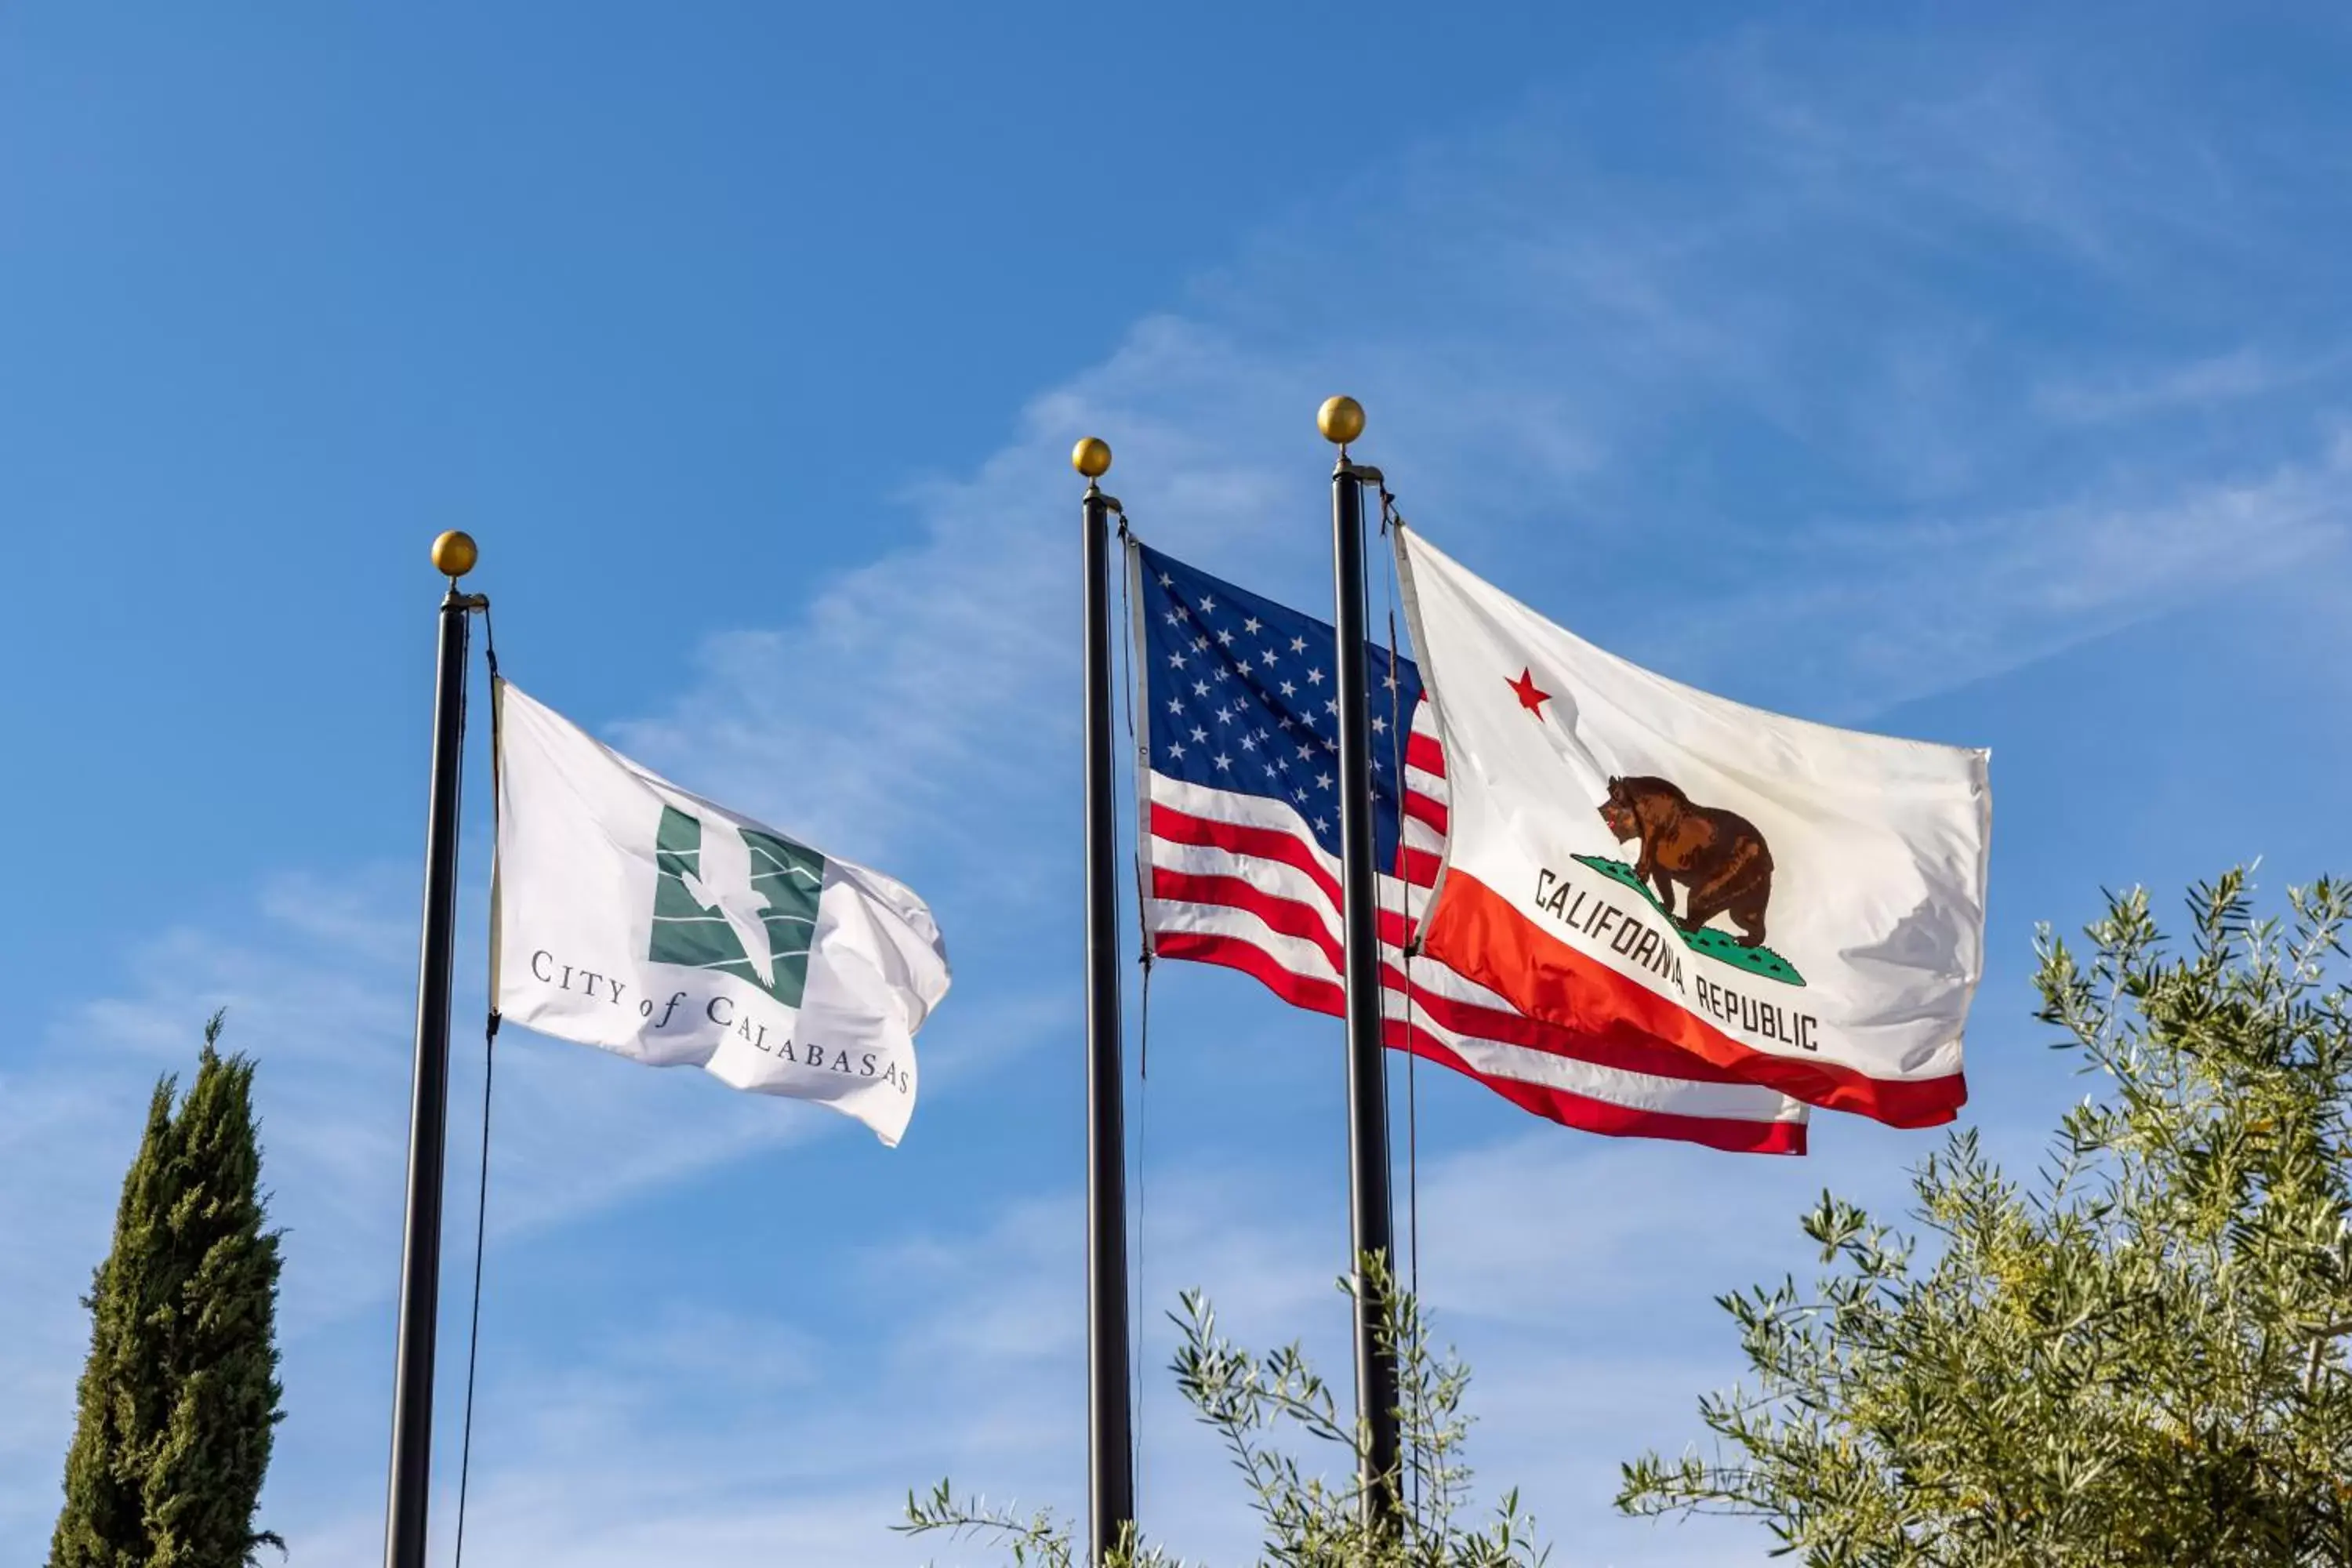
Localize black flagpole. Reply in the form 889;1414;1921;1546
1076;437;1137;1565
383;531;483;1568
1322;396;1403;1522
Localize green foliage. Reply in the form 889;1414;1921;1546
1621;870;2352;1566
49;1012;286;1568
902;1259;1548;1566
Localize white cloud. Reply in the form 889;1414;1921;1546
1664;429;2352;721
0;864;430;1545
614;58;2352;870
0;869;851;1552
2031;347;2319;426
252;1124;1874;1568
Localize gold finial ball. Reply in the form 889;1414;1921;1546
1072;436;1112;479
430;530;479;579
1318;395;1366;445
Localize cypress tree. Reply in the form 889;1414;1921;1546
49;1011;285;1568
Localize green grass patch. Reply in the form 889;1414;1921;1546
1570;855;1806;988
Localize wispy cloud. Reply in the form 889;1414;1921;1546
617;43;2352;852
253;1125;1886;1568
1668;428;2352;722
2031;347;2329;426
0;866;833;1548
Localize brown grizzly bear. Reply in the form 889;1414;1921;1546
1597;775;1773;948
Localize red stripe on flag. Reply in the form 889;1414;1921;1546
1393;1030;1808;1156
1395;971;1795;1086
1151;858;1421;953
1151;804;1342;907
1403;789;1449;836
1153;932;1803;1153
1149;866;1428;984
1406;733;1446;776
1152;869;1786;1087
1152;867;1342;970
1419;869;1966;1128
1152;930;1345;1017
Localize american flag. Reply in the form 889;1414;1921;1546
1130;539;1808;1156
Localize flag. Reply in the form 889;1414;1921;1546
492;681;949;1145
1132;539;1809;1154
1395;524;1991;1128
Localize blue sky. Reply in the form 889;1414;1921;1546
5;4;2352;1563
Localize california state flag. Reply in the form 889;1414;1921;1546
1396;526;1991;1127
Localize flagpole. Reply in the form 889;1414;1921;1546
383;532;483;1568
1076;437;1137;1566
1322;396;1402;1522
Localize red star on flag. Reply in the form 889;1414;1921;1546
1506;666;1551;715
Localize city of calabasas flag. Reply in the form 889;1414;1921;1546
1396;525;1991;1129
493;681;949;1145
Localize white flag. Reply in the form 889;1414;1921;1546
1396;525;1990;1127
493;681;949;1145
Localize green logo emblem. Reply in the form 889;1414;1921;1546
649;804;826;1007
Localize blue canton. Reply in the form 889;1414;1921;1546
1134;541;1424;866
